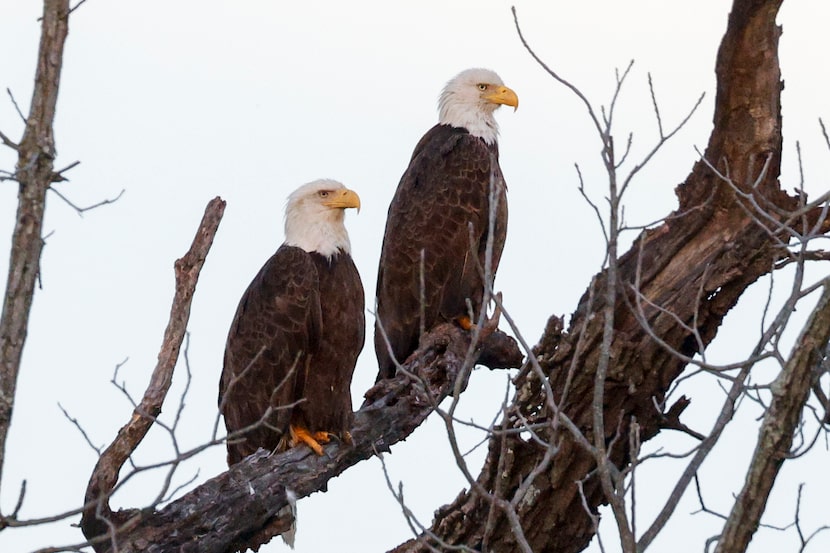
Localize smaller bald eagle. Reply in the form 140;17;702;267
374;68;517;381
220;179;364;464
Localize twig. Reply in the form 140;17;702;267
576;479;605;553
620;89;705;199
6;88;27;124
50;187;125;217
692;474;726;521
69;0;89;15
58;403;102;456
794;482;830;552
377;451;479;553
648;73;664;138
10;480;26;519
819;118;830;152
715;278;830;552
511;6;604;139
80;196;226;545
0;128;18;150
50;159;80;181
162;470;200;505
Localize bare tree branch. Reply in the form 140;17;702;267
714;279;830;552
4;1;828;552
58;402;103;456
0;128;18;151
6;88;28;124
50;187;125;216
0;0;71;504
390;2;807;552
76;321;520;553
80;196;226;544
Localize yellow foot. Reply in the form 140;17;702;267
289;425;330;455
455;315;473;331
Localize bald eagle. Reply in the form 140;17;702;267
220;179;365;463
374;68;518;380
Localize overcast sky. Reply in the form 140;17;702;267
2;1;829;552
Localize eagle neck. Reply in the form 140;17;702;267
284;212;351;259
438;100;499;145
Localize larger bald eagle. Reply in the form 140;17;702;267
220;179;364;464
374;68;518;380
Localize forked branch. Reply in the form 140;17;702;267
80;197;226;546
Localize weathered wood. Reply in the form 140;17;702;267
11;0;818;551
80;325;521;553
80;197;226;545
715;280;830;552
0;0;70;502
390;0;805;552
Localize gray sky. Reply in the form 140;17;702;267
2;1;829;552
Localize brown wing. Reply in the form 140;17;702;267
219;245;321;466
374;124;508;380
294;252;365;437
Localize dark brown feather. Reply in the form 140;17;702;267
220;245;364;465
296;252;365;433
374;124;508;380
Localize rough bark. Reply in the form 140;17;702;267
6;0;825;551
81;197;226;544
714;280;830;552
390;0;811;552
0;0;70;500
79;321;521;553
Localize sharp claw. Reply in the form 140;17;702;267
289;425;325;455
456;315;473;331
312;431;331;444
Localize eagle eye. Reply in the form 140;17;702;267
319;190;330;198
477;83;487;91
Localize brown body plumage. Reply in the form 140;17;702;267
374;68;517;381
220;180;364;464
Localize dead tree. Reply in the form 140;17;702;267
2;0;828;552
392;1;829;552
0;0;70;501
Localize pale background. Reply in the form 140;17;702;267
1;1;829;552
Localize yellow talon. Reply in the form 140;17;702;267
289;425;328;455
455;315;473;331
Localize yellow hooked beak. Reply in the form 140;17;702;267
484;85;519;111
323;188;361;212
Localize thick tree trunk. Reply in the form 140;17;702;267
391;0;803;552
56;0;828;550
81;0;819;550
